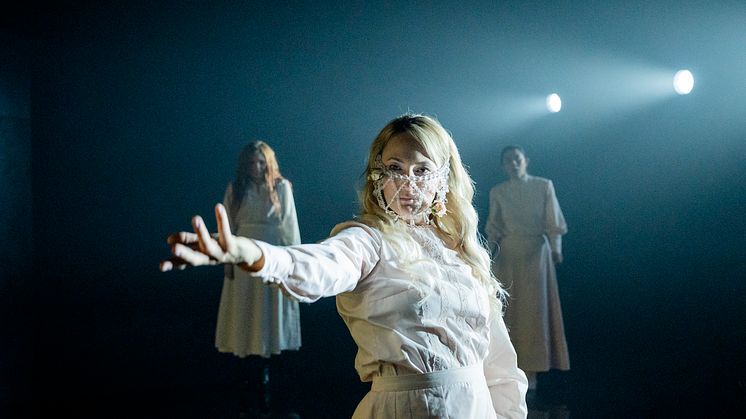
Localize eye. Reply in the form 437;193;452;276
414;166;432;175
386;163;402;172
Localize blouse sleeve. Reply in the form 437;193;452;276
248;224;381;303
484;302;529;418
544;180;567;254
276;180;302;246
485;186;505;254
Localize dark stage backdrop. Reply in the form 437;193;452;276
4;1;745;418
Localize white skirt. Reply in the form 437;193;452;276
352;365;496;419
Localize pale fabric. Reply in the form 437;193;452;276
250;222;528;418
215;179;301;358
485;175;570;372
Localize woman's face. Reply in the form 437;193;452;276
379;135;438;220
247;152;267;182
501;149;528;179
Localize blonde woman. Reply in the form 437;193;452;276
162;115;527;418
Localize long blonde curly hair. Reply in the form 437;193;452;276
357;114;505;302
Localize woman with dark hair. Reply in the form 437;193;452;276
216;141;301;415
485;145;570;393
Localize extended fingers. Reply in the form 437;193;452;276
192;215;225;258
162;232;199;272
159;258;189;272
215;204;236;253
161;213;229;272
159;242;214;272
167;231;198;246
172;242;215;266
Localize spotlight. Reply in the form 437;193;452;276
673;70;694;95
546;93;562;113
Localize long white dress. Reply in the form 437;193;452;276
215;179;302;358
485;175;570;372
249;222;528;418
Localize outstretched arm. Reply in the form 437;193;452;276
161;207;379;303
160;203;264;272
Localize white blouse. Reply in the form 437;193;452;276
250;222;527;417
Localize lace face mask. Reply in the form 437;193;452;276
370;155;450;225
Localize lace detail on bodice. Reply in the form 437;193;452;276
402;225;489;370
408;226;456;265
408;226;471;321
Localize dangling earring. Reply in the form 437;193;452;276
430;177;448;219
431;199;447;218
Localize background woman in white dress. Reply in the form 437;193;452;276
216;141;301;416
162;114;528;418
485;145;570;393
